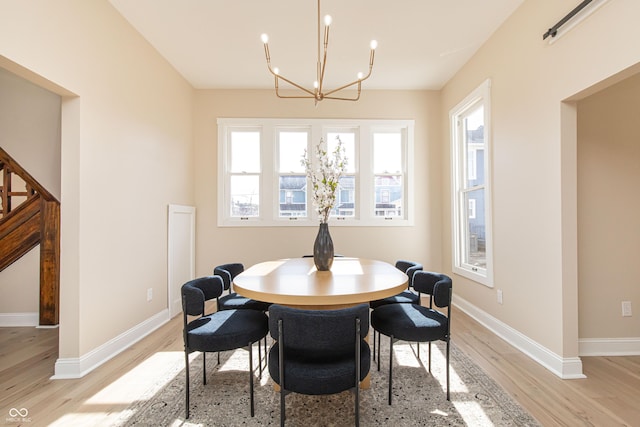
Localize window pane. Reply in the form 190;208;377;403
373;132;402;173
332;175;355;217
464;188;486;268
231;131;260;172
230;175;259;217
464;106;485;187
374;175;402;217
279;131;307;173
279;175;307;217
327;132;355;173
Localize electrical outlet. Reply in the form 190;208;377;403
147;288;153;302
622;301;632;317
497;289;503;305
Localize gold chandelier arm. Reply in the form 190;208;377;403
263;42;271;65
263;40;316;97
318;18;330;96
272;73;316;97
322;48;374;98
323;82;362;100
274;71;314;98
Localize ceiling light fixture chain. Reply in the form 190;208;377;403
261;0;377;104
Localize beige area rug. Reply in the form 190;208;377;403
117;337;540;427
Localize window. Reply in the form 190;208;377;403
327;130;357;219
218;118;414;226
373;130;404;218
228;129;261;218
277;129;309;218
450;79;493;286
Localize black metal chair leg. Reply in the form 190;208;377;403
203;352;207;384
388;336;394;405
185;350;190;418
258;339;263;376
377;331;381;371
278;319;285;427
428;341;432;372
355;318;361;427
249;342;255;417
372;328;376;362
446;339;450;401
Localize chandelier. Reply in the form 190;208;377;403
260;0;377;103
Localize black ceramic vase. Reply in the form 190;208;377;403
313;222;334;271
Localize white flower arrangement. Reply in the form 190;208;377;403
301;136;348;223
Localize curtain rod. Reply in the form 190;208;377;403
543;0;593;40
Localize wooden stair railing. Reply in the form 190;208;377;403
0;147;60;325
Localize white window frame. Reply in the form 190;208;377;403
217;118;414;227
275;126;311;221
223;126;263;223
450;79;494;286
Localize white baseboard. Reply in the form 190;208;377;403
579;337;640;356
453;295;586;379
0;312;39;327
52;309;170;379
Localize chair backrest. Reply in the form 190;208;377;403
413;271;453;309
181;276;225;317
395;260;423;288
213;263;244;291
268;304;369;359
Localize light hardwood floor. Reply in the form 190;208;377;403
1;307;639;426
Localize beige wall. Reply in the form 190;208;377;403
0;248;39;313
577;73;640;339
0;0;194;357
193;89;442;274
440;0;640;357
0;67;61;199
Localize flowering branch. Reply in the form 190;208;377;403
301;136;348;223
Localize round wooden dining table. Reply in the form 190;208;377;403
232;257;408;309
233;257;407;390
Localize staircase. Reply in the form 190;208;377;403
0;147;60;325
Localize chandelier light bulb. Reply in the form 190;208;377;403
370;40;378;50
357;72;364;80
261;33;269;44
314;81;319;89
274;67;280;75
324;15;332;26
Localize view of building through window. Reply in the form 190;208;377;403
464;106;486;269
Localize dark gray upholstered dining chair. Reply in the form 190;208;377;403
370;271;452;404
214;263;271;364
214;263;272;312
369;260;423;361
268;303;371;427
181;276;269;418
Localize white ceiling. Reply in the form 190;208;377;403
109;0;524;91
